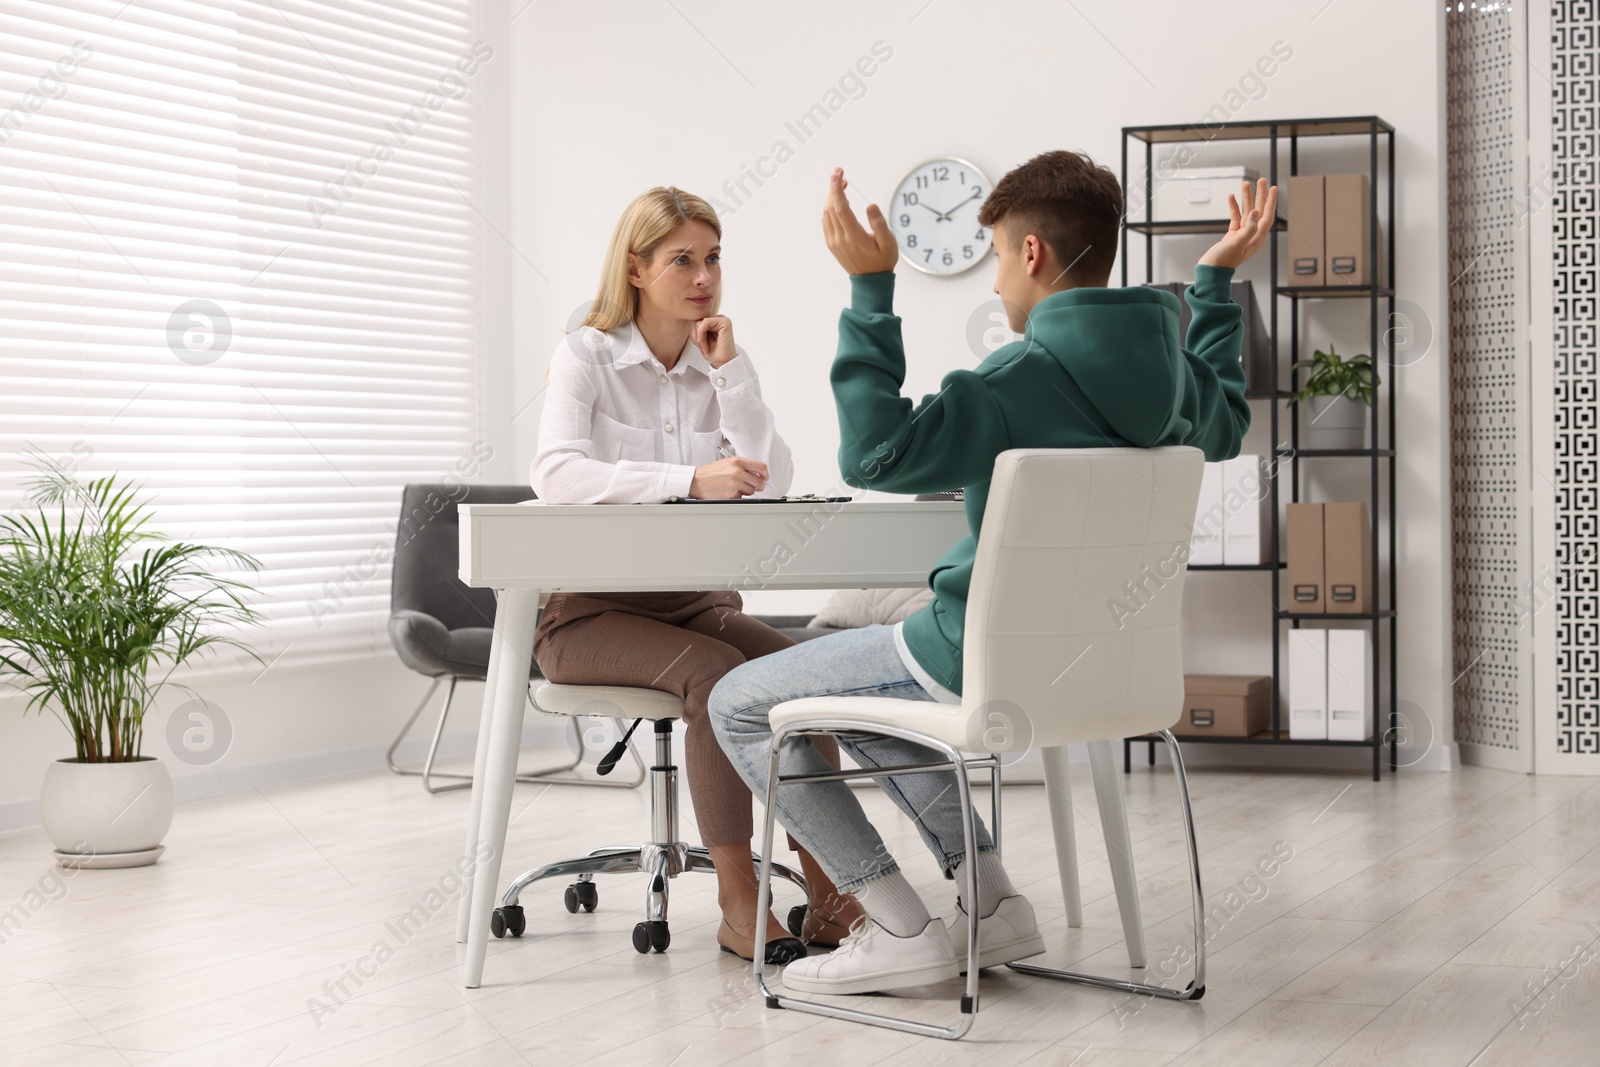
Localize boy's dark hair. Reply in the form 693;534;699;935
977;150;1123;286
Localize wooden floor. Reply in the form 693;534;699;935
2;758;1598;1066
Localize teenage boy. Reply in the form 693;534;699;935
709;151;1277;994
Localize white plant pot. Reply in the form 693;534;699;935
39;756;173;866
1305;394;1369;451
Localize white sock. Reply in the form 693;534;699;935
857;871;933;937
955;850;1017;917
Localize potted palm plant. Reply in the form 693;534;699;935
1289;344;1379;450
0;454;261;867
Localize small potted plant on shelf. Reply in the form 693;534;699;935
1289;343;1379;450
0;453;262;867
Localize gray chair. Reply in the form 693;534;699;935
385;483;645;793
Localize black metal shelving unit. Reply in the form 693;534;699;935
1118;115;1398;781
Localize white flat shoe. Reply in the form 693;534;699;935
781;917;959;995
946;893;1045;972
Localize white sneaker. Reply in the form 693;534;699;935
781;917;959;994
946;894;1046;972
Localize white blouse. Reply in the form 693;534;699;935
530;321;794;504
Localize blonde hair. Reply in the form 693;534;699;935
582;187;722;331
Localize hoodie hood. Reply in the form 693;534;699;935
1023;285;1185;447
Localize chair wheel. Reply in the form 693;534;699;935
787;904;807;939
491;905;524;938
563;881;599;913
633;920;669;953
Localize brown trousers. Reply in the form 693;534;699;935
533;590;840;848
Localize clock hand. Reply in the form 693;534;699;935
915;201;943;218
936;190;984;221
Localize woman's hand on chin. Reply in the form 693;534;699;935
690;455;768;498
692;315;737;368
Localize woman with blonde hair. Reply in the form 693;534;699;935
530;187;861;963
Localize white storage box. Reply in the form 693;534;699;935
1221;454;1270;565
1149;166;1260;222
1189;462;1224;565
1326;630;1373;741
1288;627;1328;740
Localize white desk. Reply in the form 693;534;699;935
453;499;1145;987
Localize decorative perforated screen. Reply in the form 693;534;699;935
1447;3;1527;755
1552;0;1600;758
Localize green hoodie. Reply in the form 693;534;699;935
832;264;1250;696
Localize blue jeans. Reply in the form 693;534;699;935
708;624;995;893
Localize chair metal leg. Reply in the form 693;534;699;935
502;850;651;906
419;676;470;793
645;849;671;923
990;762;1002;858
677;848;807;892
755;718;988;1041
389;676;649;793
1008;730;1206;1001
386;677;443;776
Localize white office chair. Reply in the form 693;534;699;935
489;683;807;953
754;447;1209;1040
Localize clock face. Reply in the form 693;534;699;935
890;157;994;276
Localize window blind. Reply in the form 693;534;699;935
0;0;486;672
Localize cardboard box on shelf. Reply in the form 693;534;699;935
1324;499;1376;607
1173;674;1271;738
1286;502;1326;613
1323;502;1373;613
1324;173;1383;287
1286;175;1325;286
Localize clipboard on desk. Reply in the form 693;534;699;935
663;495;855;504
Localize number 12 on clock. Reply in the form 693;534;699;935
890;157;994;276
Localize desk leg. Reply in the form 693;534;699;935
1088;739;1146;968
463;587;539;989
1040;745;1084;929
455;590;510;945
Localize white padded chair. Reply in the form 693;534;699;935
489;683;807;953
753;447;1209;1040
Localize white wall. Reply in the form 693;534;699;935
0;654;463;828
505;0;1453;771
0;0;1455;826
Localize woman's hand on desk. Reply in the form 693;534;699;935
691;315;738;368
690;456;769;498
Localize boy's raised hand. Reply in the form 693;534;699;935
822;167;898;275
1199;178;1279;270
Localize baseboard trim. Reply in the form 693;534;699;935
0;741;407;834
0;720;573;835
1124;736;1461;775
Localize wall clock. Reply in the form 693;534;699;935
890;157;994;276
